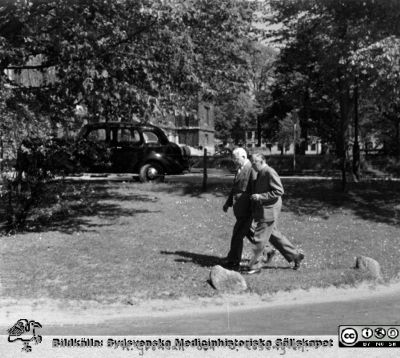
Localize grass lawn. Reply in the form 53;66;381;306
1;176;400;304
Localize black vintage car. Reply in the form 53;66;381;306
77;122;190;181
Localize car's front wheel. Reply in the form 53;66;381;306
139;163;165;182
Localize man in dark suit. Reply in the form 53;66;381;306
222;148;255;270
246;152;304;274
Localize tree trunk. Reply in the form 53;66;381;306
257;116;262;147
299;89;310;155
0;132;3;172
352;81;360;181
338;76;351;192
300;124;308;155
338;125;347;191
202;148;208;192
299;83;312;155
396;117;400;159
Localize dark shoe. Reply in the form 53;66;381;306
243;268;262;275
293;253;305;270
262;249;276;265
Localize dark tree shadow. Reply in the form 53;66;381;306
158;176;400;227
39;207;159;234
0;181;160;235
80;178;400;228
152;180;230;198
282;179;400;227
3;175;399;236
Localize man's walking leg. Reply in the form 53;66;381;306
247;220;274;271
270;226;304;269
226;217;252;266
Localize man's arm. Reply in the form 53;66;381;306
223;189;234;212
246;168;257;194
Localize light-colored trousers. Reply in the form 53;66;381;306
248;220;298;269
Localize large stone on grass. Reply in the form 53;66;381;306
210;265;247;292
355;256;383;281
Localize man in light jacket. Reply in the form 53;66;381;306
246;152;304;274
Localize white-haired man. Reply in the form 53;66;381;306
246;152;304;274
222;147;255;270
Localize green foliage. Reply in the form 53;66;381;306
3;136;69;230
0;79;54;163
267;0;400;170
0;0;258;129
215;91;259;144
214;42;277;143
275;112;301;151
72;138;112;172
351;36;400;156
15;136;111;176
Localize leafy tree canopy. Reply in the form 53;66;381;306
267;0;400;151
0;0;258;129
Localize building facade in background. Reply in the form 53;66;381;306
155;95;215;156
243;128;322;155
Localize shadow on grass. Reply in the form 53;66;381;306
153;181;230;199
157;177;400;227
282;180;400;227
240;258;293;270
36;207;159;234
0;181;160;235
3;177;399;235
160;250;295;272
82;184;159;203
160;250;225;268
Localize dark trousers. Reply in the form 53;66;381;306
226;216;254;265
248;220;298;269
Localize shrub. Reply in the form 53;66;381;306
2;135;111;231
3;137;63;230
72;138;112;172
